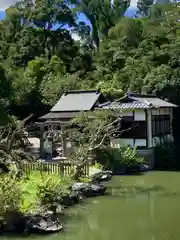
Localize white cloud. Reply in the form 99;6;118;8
0;0;18;10
130;0;137;7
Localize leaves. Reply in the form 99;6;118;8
0;0;180;123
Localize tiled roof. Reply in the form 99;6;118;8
98;92;178;110
101;101;150;110
51;90;101;112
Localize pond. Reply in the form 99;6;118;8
4;171;180;240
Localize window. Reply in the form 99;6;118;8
119;120;147;139
152;114;170;136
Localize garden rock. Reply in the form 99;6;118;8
25;214;63;233
4;213;63;234
60;191;83;206
72;182;106;197
91;170;112;183
126;163;149;174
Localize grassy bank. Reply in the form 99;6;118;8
0;171;83;222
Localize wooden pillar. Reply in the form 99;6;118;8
147;109;153;148
40;125;44;158
169;108;173;136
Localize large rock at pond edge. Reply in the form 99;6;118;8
60;191;83;206
91;170;112;183
13;214;63;234
126;163;149;174
72;182;106;197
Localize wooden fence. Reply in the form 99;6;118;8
21;162;89;176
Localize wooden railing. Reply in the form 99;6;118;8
21;162;89;176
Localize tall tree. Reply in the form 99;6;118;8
137;0;154;16
71;0;130;47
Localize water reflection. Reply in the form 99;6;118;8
2;171;180;240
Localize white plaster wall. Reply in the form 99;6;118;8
110;138;119;148
134;110;146;121
110;138;134;148
134;139;146;147
147;109;152;148
121;110;133;117
119;138;134;147
110;138;146;148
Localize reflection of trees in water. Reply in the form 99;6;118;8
107;184;180;198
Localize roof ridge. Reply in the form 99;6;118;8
143;99;154;107
126;92;156;98
64;89;100;95
97;101;111;108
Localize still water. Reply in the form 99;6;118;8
4;171;180;240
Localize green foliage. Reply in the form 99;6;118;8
92;161;103;171
97;81;124;99
71;0;130;47
36;173;72;207
67;110;120;179
79;177;91;183
0;0;180;127
137;0;154;16
95;147;143;173
20;171;73;213
118;147;144;166
0;174;22;219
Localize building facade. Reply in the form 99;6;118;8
98;92;177;167
37;90;177;166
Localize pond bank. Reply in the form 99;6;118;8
2;171;180;240
0;170;112;235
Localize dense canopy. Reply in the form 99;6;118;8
0;0;180;123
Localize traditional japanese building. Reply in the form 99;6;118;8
39;89;106;122
37;90;177;166
98;92;177;166
36;90;106;158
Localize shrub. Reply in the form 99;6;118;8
20;171;73;213
36;173;72;207
0;174;22;220
118;147;143;166
92;161;103;170
0;171;74;220
95;147;143;173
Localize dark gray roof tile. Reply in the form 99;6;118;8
98;93;177;110
51;90;101;112
101;101;150;110
131;97;177;108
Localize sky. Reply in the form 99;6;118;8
0;0;138;16
0;0;138;10
0;0;137;39
0;0;17;10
